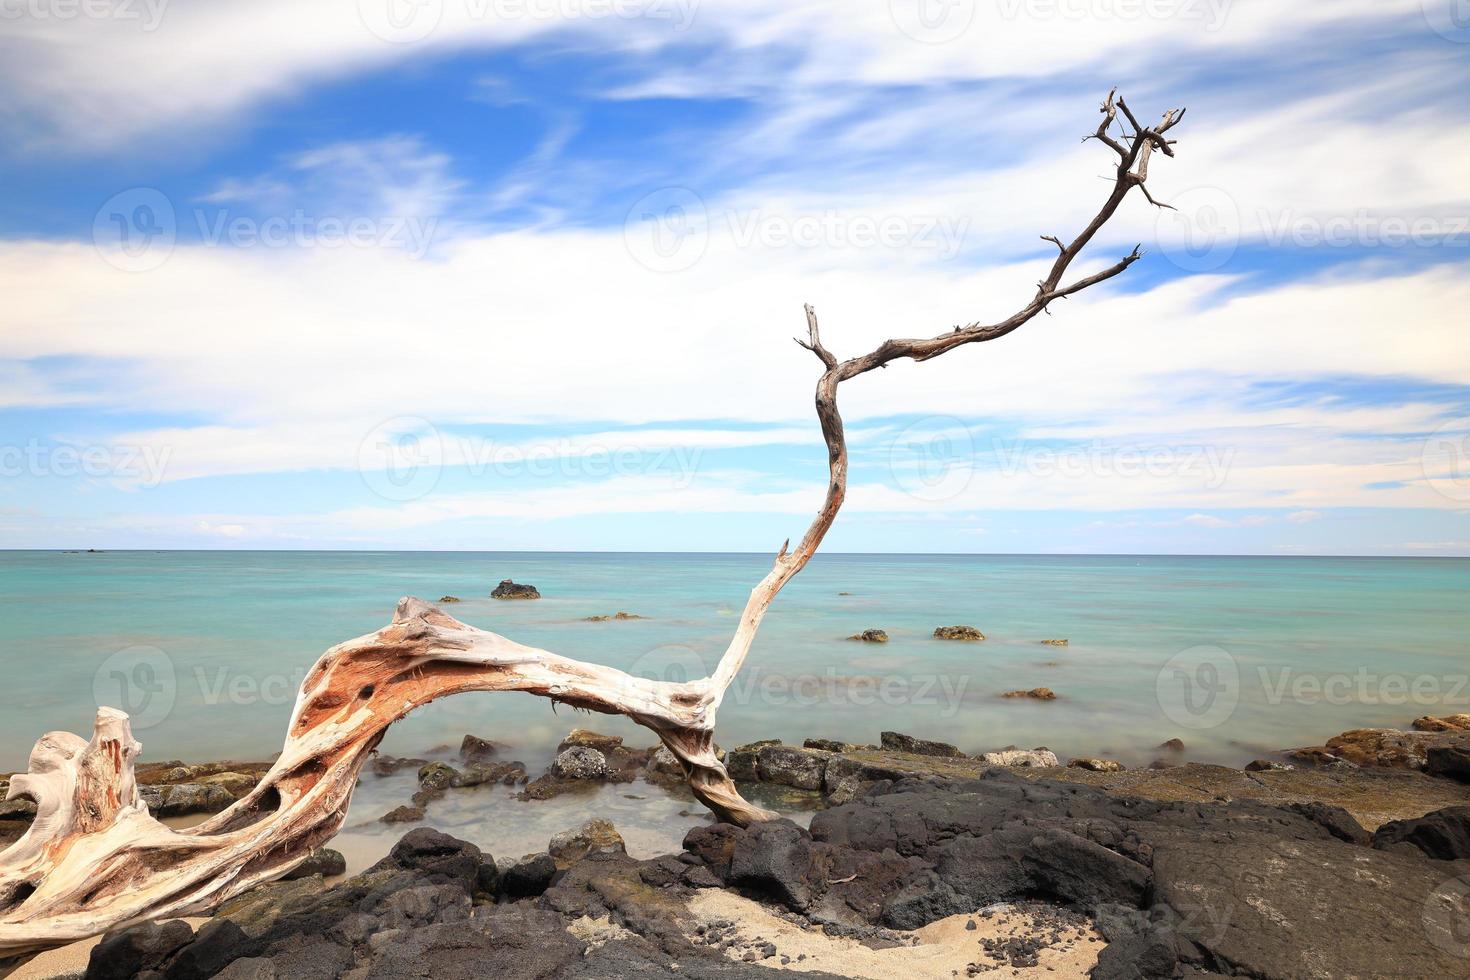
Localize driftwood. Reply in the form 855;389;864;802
0;91;1183;961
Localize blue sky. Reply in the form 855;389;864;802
1;0;1468;553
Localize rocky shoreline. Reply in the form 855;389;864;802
8;715;1470;978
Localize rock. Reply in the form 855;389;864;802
0;796;38;820
557;729;623;754
198;771;258;796
552;746;608;780
647;745;683;777
1372;804;1470;860
1427;734;1470;783
727;820;814;911
458;733;501;761
490;579;540;599
380;805;425;824
379;828;487;887
803;737;863;752
880;731;963;757
1000;688;1056;700
548;818;627;869
282;849;346;880
725;739;781;781
159;782;235;817
933;625;984;641
1158;738;1185;751
369;754;427;777
1245;758;1294;772
981;748;1059;767
437;595;460;603
416;761;459;791
756;744;830;790
452;761;526;787
1280;801;1371;845
1039;638;1069;645
1069;758;1124;773
583;611;645;621
87;919;196;980
502;853;557;897
1413;713;1470;732
1324;728;1441;770
847;629;888;642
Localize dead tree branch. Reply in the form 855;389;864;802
0;91;1184;961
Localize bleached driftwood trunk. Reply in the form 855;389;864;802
0;92;1184;961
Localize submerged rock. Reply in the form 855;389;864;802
490;579;540;600
1039;638;1069;646
1414;713;1470;732
847;629;888;643
380;804;425;824
1000;687;1056;700
879;731;962;757
932;625;984;641
551;746;608;780
557;729;623;755
458;733;505;762
437;595;460;603
583;611;646;621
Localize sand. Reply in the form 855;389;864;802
685;890;1106;978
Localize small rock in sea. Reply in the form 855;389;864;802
880;731;964;757
438;595;461;603
1000;687;1057;700
1245;759;1294;772
981;748;1059;767
1412;714;1470;733
1040;639;1069;646
1068;758;1125;773
584;611;646;621
380;804;425;824
548;818;627;869
838;591;853;596
490;578;540;600
933;625;985;641
417;762;460;791
453;761;527;787
370;754;428;777
1159;738;1186;751
552;746;609;780
459;734;503;762
848;629;889;643
558;729;624;755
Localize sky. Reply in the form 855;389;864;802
1;0;1468;554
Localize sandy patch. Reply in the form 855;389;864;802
685;890;1104;978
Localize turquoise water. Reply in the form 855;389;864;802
2;551;1468;773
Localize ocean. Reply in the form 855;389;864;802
4;550;1467;773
